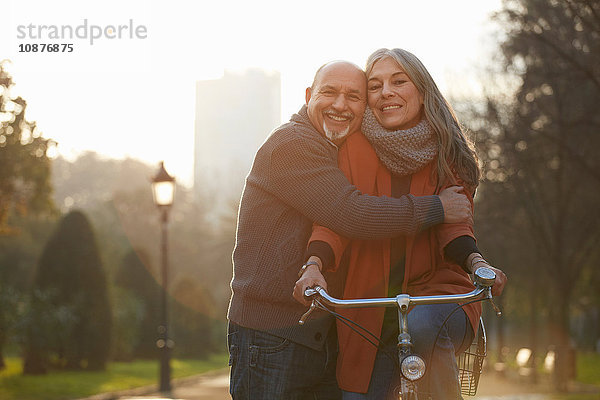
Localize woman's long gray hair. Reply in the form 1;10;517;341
366;48;480;190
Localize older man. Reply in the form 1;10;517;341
227;61;471;399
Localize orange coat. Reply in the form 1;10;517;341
309;131;481;393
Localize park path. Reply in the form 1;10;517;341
115;368;558;400
473;372;552;399
113;368;230;400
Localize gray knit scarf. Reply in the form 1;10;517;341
361;107;437;176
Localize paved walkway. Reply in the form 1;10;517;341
145;369;230;400
85;368;597;400
473;372;552;399
78;369;230;400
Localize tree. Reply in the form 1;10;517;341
51;153;234;360
496;0;600;183
115;248;217;359
23;210;112;373
0;61;56;363
0;60;55;234
469;0;600;391
0;215;56;370
115;249;160;359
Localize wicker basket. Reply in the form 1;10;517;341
457;318;487;396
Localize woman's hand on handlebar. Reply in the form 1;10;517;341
483;265;507;297
467;253;507;297
293;257;327;307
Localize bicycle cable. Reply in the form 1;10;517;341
312;299;400;367
310;294;491;374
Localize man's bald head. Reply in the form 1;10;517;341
310;61;365;90
305;61;367;144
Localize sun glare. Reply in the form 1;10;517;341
2;0;503;188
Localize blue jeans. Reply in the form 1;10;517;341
228;321;341;400
342;304;473;400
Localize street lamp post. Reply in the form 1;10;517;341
151;161;176;394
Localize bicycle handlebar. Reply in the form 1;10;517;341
300;266;497;325
305;285;489;309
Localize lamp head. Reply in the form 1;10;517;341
151;161;175;207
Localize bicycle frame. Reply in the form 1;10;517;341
300;266;497;399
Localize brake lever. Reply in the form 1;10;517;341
298;300;317;325
472;267;503;317
488;296;502;317
298;286;322;325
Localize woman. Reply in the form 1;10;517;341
294;48;507;399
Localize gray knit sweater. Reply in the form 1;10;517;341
227;106;444;350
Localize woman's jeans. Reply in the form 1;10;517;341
228;321;341;400
342;303;474;400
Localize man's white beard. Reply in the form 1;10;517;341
323;122;350;143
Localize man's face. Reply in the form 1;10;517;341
306;63;367;144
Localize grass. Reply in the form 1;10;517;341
548;352;600;400
576;352;600;386
0;353;229;400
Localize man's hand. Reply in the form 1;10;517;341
439;186;472;224
293;261;327;307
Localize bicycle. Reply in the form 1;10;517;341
299;266;500;400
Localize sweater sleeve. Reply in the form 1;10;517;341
266;136;444;239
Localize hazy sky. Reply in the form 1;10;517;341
2;0;503;186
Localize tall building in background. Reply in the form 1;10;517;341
194;69;281;217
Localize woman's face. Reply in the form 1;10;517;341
367;57;424;130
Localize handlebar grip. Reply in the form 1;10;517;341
474;266;496;287
303;286;321;301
